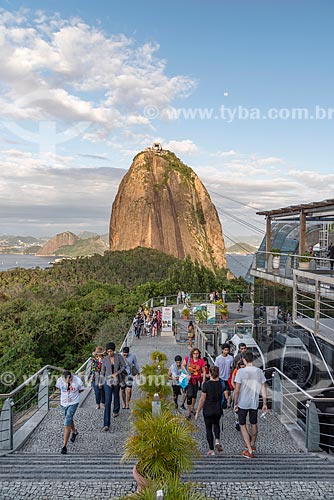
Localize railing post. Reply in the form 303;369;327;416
38;368;49;410
285;255;292;278
314;277;320;335
150;298;154;308
164;296;167;306
0;398;14;450
272;372;282;414
84;358;92;385
305;400;321;452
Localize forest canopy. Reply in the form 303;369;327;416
0;248;249;392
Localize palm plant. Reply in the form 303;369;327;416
122;409;199;480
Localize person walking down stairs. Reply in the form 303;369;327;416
121;346;140;409
195;366;223;456
55;369;84;455
89;346;105;409
99;342;126;432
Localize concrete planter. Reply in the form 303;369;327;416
272;256;280;269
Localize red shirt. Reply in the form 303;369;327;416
186;356;205;384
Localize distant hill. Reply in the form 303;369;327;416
77;231;100;239
55;235;108;257
0;235;41;245
226;242;257;254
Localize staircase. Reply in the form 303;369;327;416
0;452;334;482
2;331;334;499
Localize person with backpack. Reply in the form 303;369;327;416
168;355;184;408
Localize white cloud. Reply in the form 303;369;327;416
0;9;195;141
164;139;198;155
210;149;237;158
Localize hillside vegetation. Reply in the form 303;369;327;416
0;247;249;391
55;235;107;257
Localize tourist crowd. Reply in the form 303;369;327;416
56;337;267;460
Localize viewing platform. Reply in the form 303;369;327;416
1;305;334;499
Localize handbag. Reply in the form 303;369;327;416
131;364;138;376
178;355;190;389
178;370;189;389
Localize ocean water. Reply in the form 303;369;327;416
0;253;254;278
0;254;58;272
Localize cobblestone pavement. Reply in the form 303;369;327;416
21;335;301;455
1;335;328;500
2;480;334;499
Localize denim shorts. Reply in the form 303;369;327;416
61;403;79;426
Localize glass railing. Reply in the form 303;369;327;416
252;250;334;279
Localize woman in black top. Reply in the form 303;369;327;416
195;365;223;456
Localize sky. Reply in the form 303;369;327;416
0;0;334;244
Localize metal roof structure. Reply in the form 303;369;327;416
257;199;334;220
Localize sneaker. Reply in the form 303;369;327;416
113;412;119;418
207;450;215;456
61;446;67;455
215;443;223;452
96;404;100;409
70;431;78;443
103;426;109;432
222;400;227;410
235;423;240;431
180;404;186;410
242;450;254;459
245;446;257;452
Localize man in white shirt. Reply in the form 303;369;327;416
234;351;267;459
214;343;234;408
55;370;84;455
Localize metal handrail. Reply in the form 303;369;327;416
142;291;252;308
256;249;332;263
0;358;93;400
120;324;135;352
264;366;334;402
0;365;63;399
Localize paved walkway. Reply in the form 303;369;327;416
2;334;334;499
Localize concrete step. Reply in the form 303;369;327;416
0;453;333;482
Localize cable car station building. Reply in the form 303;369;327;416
250;199;334;389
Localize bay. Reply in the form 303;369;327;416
0;253;254;279
0;254;58;272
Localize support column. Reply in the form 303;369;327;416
38;369;49;410
0;398;13;450
305;401;320;452
299;210;306;255
266;217;271;263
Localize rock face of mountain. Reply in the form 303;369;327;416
36;232;78;256
109;149;226;270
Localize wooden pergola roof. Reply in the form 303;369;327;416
257;199;334;219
